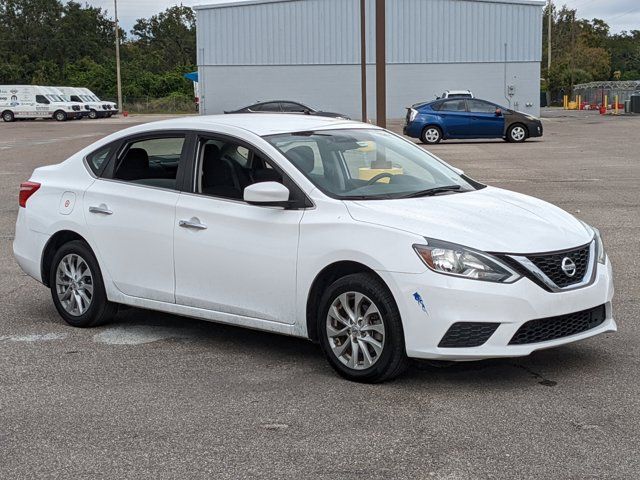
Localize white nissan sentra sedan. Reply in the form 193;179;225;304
13;115;615;382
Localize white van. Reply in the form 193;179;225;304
56;86;115;119
0;85;84;122
78;88;118;117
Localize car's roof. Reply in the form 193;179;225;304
141;114;367;136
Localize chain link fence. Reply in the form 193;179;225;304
573;81;640;107
104;95;198;114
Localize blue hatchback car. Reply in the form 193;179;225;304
403;98;543;144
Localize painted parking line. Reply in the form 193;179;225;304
0;332;68;342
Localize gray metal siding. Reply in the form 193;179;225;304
197;0;543;66
199;62;541;118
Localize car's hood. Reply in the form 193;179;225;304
344;186;592;254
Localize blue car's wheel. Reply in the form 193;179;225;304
420;126;442;144
507;124;528;143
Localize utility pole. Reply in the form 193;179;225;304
360;0;367;122
114;0;123;112
547;0;552;72
375;0;386;128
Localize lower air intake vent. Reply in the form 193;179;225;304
509;304;606;345
438;322;500;348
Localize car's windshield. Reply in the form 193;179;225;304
265;128;478;200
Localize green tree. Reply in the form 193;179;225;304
542;5;613;99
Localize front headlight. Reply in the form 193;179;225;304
593;227;606;264
580;221;606;264
413;239;521;283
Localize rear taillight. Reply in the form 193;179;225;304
19;182;40;208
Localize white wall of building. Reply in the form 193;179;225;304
200;61;541;119
196;0;544;119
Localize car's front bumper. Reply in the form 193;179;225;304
528;120;543;137
378;258;615;360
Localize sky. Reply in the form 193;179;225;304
86;0;640;35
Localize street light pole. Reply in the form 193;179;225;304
114;0;123;112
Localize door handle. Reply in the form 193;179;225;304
89;204;113;215
179;219;208;230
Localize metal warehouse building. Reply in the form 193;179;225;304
195;0;544;119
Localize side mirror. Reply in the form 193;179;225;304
495;108;502;116
243;182;291;208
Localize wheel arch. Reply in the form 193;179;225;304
305;261;393;343
41;230;92;287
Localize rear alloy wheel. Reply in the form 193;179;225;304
2;110;14;122
421;126;442;144
54;110;67;122
507;124;527;142
50;240;117;327
318;273;408;383
89;109;98;119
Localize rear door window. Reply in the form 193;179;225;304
110;136;186;190
467;99;498;113
281;102;307;112
439;100;467;112
253;102;281;112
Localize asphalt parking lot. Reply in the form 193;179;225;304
1;111;639;479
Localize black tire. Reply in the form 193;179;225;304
420;125;442;144
2;110;14;122
89;109;97;119
507;123;528;143
49;240;117;328
317;273;408;383
54;110;67;122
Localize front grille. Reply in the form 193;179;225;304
527;244;590;288
509;304;606;345
72;105;80;111
439;322;500;348
84;105;90;110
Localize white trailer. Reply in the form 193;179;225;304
0;85;84;122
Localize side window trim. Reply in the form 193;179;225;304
83;142;119;178
190;131;313;209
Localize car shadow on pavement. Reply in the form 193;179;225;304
21;300;613;388
103;307;612;387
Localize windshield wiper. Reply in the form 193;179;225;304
400;185;463;198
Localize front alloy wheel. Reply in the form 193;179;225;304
508;124;527;142
326;292;386;370
89;109;98;119
318;273;408;383
2;111;14;122
54;111;67;122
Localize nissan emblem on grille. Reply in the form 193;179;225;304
561;257;577;277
